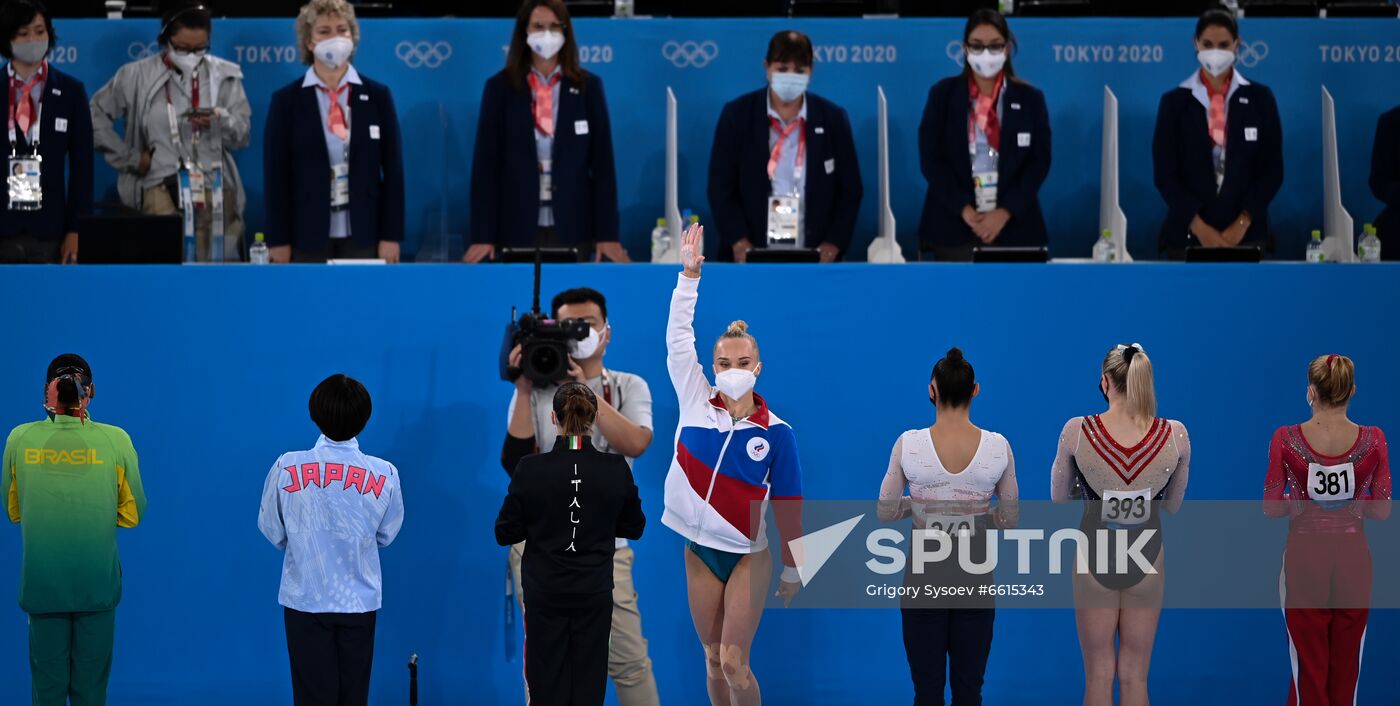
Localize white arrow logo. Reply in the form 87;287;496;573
789;514;864;587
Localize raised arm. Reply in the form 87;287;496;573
1161;421;1190;514
667;224;713;410
1050;419;1082;504
877;435;911;523
994;444;1020;528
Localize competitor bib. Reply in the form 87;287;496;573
1101;487;1152;525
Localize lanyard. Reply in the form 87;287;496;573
767;116;805;181
163;59;205;169
7;62;45;151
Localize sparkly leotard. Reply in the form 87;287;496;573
1051;416;1191;590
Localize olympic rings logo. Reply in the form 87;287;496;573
128;41;161;61
662;40;719;68
945;40;965;68
1236;40;1269;68
395;40;453;69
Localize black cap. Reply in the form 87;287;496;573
47;353;91;383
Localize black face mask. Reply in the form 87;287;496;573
1099;382;1109;404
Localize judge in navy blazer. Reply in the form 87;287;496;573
707;30;862;263
1;0;91;264
918;11;1050;260
263;2;403;263
465;0;622;263
1152;10;1282;258
1369;105;1400;260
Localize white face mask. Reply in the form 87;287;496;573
715;368;758;400
1197;48;1236;78
966;48;1007;80
570;326;603;360
527;31;565;61
168;48;206;73
10;39;48;65
314;36;355;70
769;71;809;103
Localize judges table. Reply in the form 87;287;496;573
0;262;1397;706
47;17;1400;262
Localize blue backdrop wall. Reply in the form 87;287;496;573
40;17;1400;261
0;262;1397;704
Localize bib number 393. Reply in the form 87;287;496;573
1308;462;1355;502
1101;488;1152;525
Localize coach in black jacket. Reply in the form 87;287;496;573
707;30;862;263
262;16;404;263
1369;105;1400;260
466;0;622;263
1;1;92;264
917;11;1051;260
1152;9;1282;257
496;381;645;706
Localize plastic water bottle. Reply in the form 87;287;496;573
650;218;670;262
249;232;270;264
1358;223;1381;263
1092;229;1117;262
1305;230;1326;263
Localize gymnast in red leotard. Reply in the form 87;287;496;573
1264;354;1392;706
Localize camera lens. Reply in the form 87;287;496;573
530;345;563;381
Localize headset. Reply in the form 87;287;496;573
158;3;210;45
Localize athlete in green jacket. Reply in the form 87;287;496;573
2;354;146;706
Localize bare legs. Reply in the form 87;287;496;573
685;547;773;706
1073;550;1165;706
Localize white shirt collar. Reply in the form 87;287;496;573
5;60;44;82
531;65;562;82
1180;67;1249;94
303;64;362;90
314;435;360;450
766;89;807;127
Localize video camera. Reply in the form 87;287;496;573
499;251;591;386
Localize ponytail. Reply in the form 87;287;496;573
1102;344;1156;423
1308;354;1355;408
553;382;598;435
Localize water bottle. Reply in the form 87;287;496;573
649;218;670;262
249;232;270;264
1358;223;1382;263
1092;229;1117;263
1305;230;1326;263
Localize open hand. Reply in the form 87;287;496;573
776;578;801;607
681;222;704;277
594;241;633;263
463;243;496;264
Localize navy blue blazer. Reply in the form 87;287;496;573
262;73;404;251
917;75;1050;251
1152;79;1282;254
706;88;863;259
1;65;93;241
469;69;618;248
1369;105;1400;260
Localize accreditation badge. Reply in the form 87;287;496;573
973;170;999;213
765;194;801;248
331;163;350;210
7;154;42;211
189;169;207;208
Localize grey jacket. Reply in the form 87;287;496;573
89;53;250;222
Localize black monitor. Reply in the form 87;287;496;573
972;246;1049;263
78;214;183;264
498;247;581;264
1183;246;1263;263
745;248;821;264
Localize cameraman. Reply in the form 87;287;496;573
501;287;659;706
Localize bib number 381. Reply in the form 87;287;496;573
1308;462;1355;502
1101;488;1152;525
